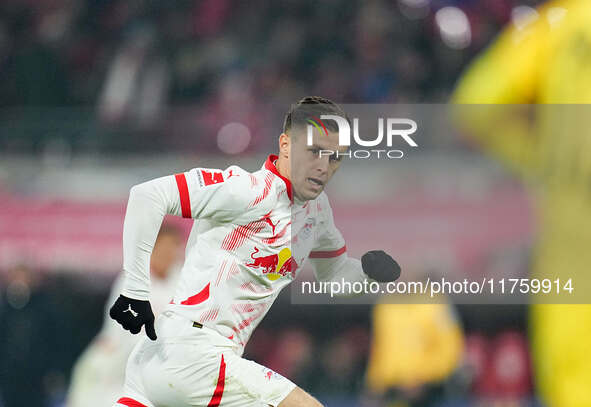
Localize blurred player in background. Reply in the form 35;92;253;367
452;1;591;405
363;292;464;407
108;97;401;407
66;224;182;407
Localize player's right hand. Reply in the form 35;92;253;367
109;295;157;340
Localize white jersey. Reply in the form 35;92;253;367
121;155;367;354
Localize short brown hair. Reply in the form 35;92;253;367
283;96;349;136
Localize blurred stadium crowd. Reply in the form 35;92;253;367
1;0;541;153
0;0;546;406
0;0;512;104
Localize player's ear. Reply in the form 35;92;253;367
279;133;290;159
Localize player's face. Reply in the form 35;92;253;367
290;128;347;201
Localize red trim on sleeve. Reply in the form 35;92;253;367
207;355;226;407
180;283;210;305
309;245;347;259
174;173;192;218
116;397;148;407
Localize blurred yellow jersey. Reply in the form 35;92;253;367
366;300;463;392
454;0;591;104
453;1;591;406
452;0;591;299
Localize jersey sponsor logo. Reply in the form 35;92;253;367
200;170;225;186
246;247;298;280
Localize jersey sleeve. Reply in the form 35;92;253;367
173;166;253;221
121;166;253;300
309;194;367;285
309;194;347;259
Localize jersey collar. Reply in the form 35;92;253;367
264;155;293;201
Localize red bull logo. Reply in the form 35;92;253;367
246;247;278;275
246;247;298;280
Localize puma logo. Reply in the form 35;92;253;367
123;304;138;317
262;213;279;234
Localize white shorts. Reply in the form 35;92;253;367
113;311;296;407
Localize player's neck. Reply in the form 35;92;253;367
274;156;291;181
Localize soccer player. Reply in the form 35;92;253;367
66;225;182;407
109;96;401;407
365;297;464;406
452;1;591;405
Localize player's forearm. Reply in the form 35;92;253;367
312;250;401;293
121;176;181;300
312;256;368;286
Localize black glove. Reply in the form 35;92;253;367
109;295;157;340
361;250;401;282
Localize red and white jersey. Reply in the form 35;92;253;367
121;155;366;354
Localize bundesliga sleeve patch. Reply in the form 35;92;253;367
198;169;225;186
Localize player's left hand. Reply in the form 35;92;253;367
361;250;401;282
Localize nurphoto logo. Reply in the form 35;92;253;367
307;114;418;159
